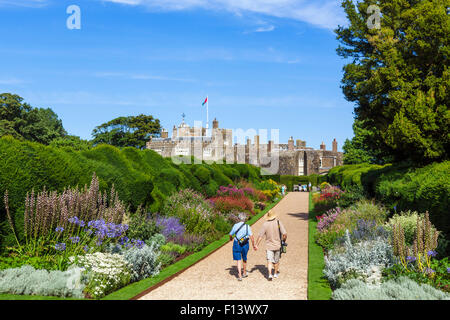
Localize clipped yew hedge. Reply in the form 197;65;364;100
0;136;266;250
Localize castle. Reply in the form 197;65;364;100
146;117;343;176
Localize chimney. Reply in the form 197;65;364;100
161;128;168;139
213;118;219;129
268;140;273;153
288;136;294;151
320;141;326;151
332;138;338;153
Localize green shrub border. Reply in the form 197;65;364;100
307;192;332;300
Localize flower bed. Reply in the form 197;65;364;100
0;174;282;299
311;185;450;300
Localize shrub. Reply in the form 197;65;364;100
385;210;426;246
161;189;216;239
332;276;450;300
146;233;166;248
335;185;366;208
126;208;159;242
123;243;161;282
165;233;205;252
324;231;396;289
209;195;254;215
160;242;187;256
0;255;57;271
193;166;211;184
0;265;86;298
316;207;343;233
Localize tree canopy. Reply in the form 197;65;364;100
336;0;449;164
0;93;67;144
91;114;161;149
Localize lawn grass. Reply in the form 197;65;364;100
307;192;332;300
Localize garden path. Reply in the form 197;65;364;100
139;192;309;300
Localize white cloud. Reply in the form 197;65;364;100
0;78;26;85
92;71;195;82
0;0;48;7
101;0;346;30
254;25;275;32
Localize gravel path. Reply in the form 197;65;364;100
139;192;309;300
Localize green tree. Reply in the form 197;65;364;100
0;93;67;144
92;114;161;149
336;0;449;164
342;120;374;164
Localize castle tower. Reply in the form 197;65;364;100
320;141;326;151
212;118;219;129
332;138;338;152
288;136;294;151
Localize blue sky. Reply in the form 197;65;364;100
0;0;355;151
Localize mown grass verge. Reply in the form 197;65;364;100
307;192;332;300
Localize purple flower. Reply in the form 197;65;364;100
55;226;64;233
155;216;186;238
427;250;437;257
68;216;80;225
83;245;89;252
447;268;450;273
406;256;416;262
131;239;145;249
55;242;66;251
69;236;80;244
425;268;435;274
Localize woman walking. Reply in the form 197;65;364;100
229;212;256;281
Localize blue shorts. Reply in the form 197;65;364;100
232;240;249;261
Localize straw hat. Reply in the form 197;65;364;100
266;210;277;221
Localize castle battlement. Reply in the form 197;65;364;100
146;117;343;175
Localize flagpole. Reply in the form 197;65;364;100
206;95;209;130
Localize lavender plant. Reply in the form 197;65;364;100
155;215;186;238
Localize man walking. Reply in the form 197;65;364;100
255;209;287;281
229;212;256;281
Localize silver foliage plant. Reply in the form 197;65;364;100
332;276;450;300
0;265;86;298
123;242;162;282
324;230;396;288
